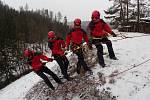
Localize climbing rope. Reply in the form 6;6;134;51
91;58;150;84
108;58;150;78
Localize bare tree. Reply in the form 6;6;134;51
49;11;53;20
57;11;62;22
64;16;67;25
24;3;29;11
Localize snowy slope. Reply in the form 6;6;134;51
100;32;150;100
0;31;150;100
0;60;63;100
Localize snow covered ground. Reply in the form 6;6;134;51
0;31;150;100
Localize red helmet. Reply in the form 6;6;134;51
48;31;55;39
74;18;81;26
24;49;33;57
92;10;100;20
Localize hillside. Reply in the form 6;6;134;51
0;31;150;100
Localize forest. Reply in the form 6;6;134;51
0;1;69;89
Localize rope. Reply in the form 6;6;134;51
4;34;150;99
91;58;150;84
5;59;150;99
109;58;150;77
93;34;150;46
112;34;150;42
86;59;150;84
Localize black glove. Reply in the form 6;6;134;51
64;52;68;55
88;43;93;50
49;58;53;62
42;62;46;66
111;31;117;37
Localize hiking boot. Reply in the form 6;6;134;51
58;81;64;84
50;86;55;90
87;70;93;75
66;77;73;81
100;64;106;68
110;57;118;60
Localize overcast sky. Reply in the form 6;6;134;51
2;0;112;22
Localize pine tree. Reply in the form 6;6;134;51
104;0;136;27
0;1;70;89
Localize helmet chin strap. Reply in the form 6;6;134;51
74;25;81;29
92;18;100;23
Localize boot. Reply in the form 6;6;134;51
110;56;118;60
87;70;93;75
66;77;73;81
100;64;106;68
50;86;55;90
58;81;64;84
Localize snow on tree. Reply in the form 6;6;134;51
104;0;137;28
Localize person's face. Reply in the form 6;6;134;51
74;25;81;29
92;16;100;23
48;36;56;42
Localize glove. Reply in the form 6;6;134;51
88;43;93;50
64;51;68;55
42;62;46;66
111;31;117;37
49;58;53;62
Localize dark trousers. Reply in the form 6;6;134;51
54;55;70;79
75;49;91;74
92;37;116;66
35;66;61;89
